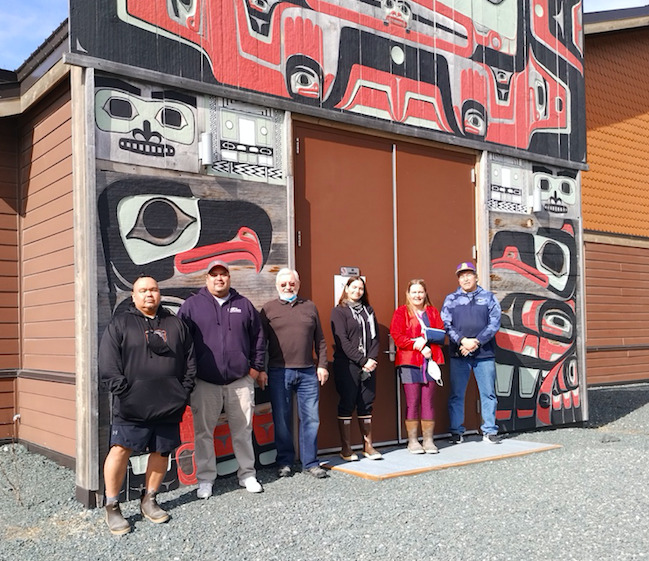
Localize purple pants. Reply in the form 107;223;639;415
403;381;436;420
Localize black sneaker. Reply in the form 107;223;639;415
277;465;292;478
450;433;464;444
483;434;502;444
305;466;328;479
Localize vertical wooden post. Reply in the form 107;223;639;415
71;65;99;507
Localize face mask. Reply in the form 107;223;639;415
280;293;297;302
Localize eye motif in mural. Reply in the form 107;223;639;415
98;177;273;311
95;77;199;172
491;220;581;430
112;0;585;160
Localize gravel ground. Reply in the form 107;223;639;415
2;383;649;561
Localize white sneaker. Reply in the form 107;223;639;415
197;481;213;499
239;476;263;493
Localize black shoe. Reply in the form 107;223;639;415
305;466;328;479
450;433;464;444
277;465;292;478
105;502;131;536
483;434;502;444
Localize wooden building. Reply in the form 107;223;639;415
0;1;588;506
584;7;649;385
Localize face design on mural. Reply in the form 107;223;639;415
495;293;580;428
208;99;284;183
488;161;528;214
219;109;275;168
491;220;582;430
381;0;412;29
95;77;198;170
533;166;578;216
497;294;575;370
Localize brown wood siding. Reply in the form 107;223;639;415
16;83;76;457
16;377;75;457
0;117;20;371
584;28;649;236
0;377;16;439
19;86;75;375
585;241;649;385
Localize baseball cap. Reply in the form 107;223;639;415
455;261;476;276
207;259;230;274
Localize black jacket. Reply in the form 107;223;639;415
330;304;379;368
99;304;196;424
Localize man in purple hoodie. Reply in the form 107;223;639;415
178;260;267;497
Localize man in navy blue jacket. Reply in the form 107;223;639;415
441;262;502;444
178;260;266;497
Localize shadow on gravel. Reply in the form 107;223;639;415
160;489;207;509
587;383;649;427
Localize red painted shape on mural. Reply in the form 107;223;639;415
492;246;550;288
174;227;264;274
120;0;578;154
496;410;512;421
253;411;274;446
213;423;234;456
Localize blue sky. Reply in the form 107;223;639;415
0;0;647;71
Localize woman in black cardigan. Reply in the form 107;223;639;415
331;276;381;461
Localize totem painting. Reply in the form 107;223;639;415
205;98;285;185
94;76;200;172
488;154;583;431
95;81;287;495
71;0;586;163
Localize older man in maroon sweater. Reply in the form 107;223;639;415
261;268;329;479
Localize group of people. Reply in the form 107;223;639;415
98;260;501;535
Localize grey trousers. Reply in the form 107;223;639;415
191;376;256;483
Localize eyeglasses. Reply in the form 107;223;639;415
280;282;297;288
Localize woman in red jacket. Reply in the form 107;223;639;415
390;279;445;454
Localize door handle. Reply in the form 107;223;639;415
383;335;396;362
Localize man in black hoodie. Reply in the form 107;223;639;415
99;275;196;535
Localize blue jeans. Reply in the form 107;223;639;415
268;367;320;469
448;357;499;435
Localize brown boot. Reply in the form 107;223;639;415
140;490;170;524
337;417;359;461
105;502;131;535
358;416;382;460
421;420;439;454
405;419;424;454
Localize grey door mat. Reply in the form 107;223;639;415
320;436;561;480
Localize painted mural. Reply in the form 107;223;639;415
95;80;287;495
488;154;582;431
71;0;586;163
95;76;200;171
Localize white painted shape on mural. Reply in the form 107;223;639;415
501;168;511;187
239;118;256;146
495;362;515;395
519;368;540;398
117;195;201;266
94;80;199;172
